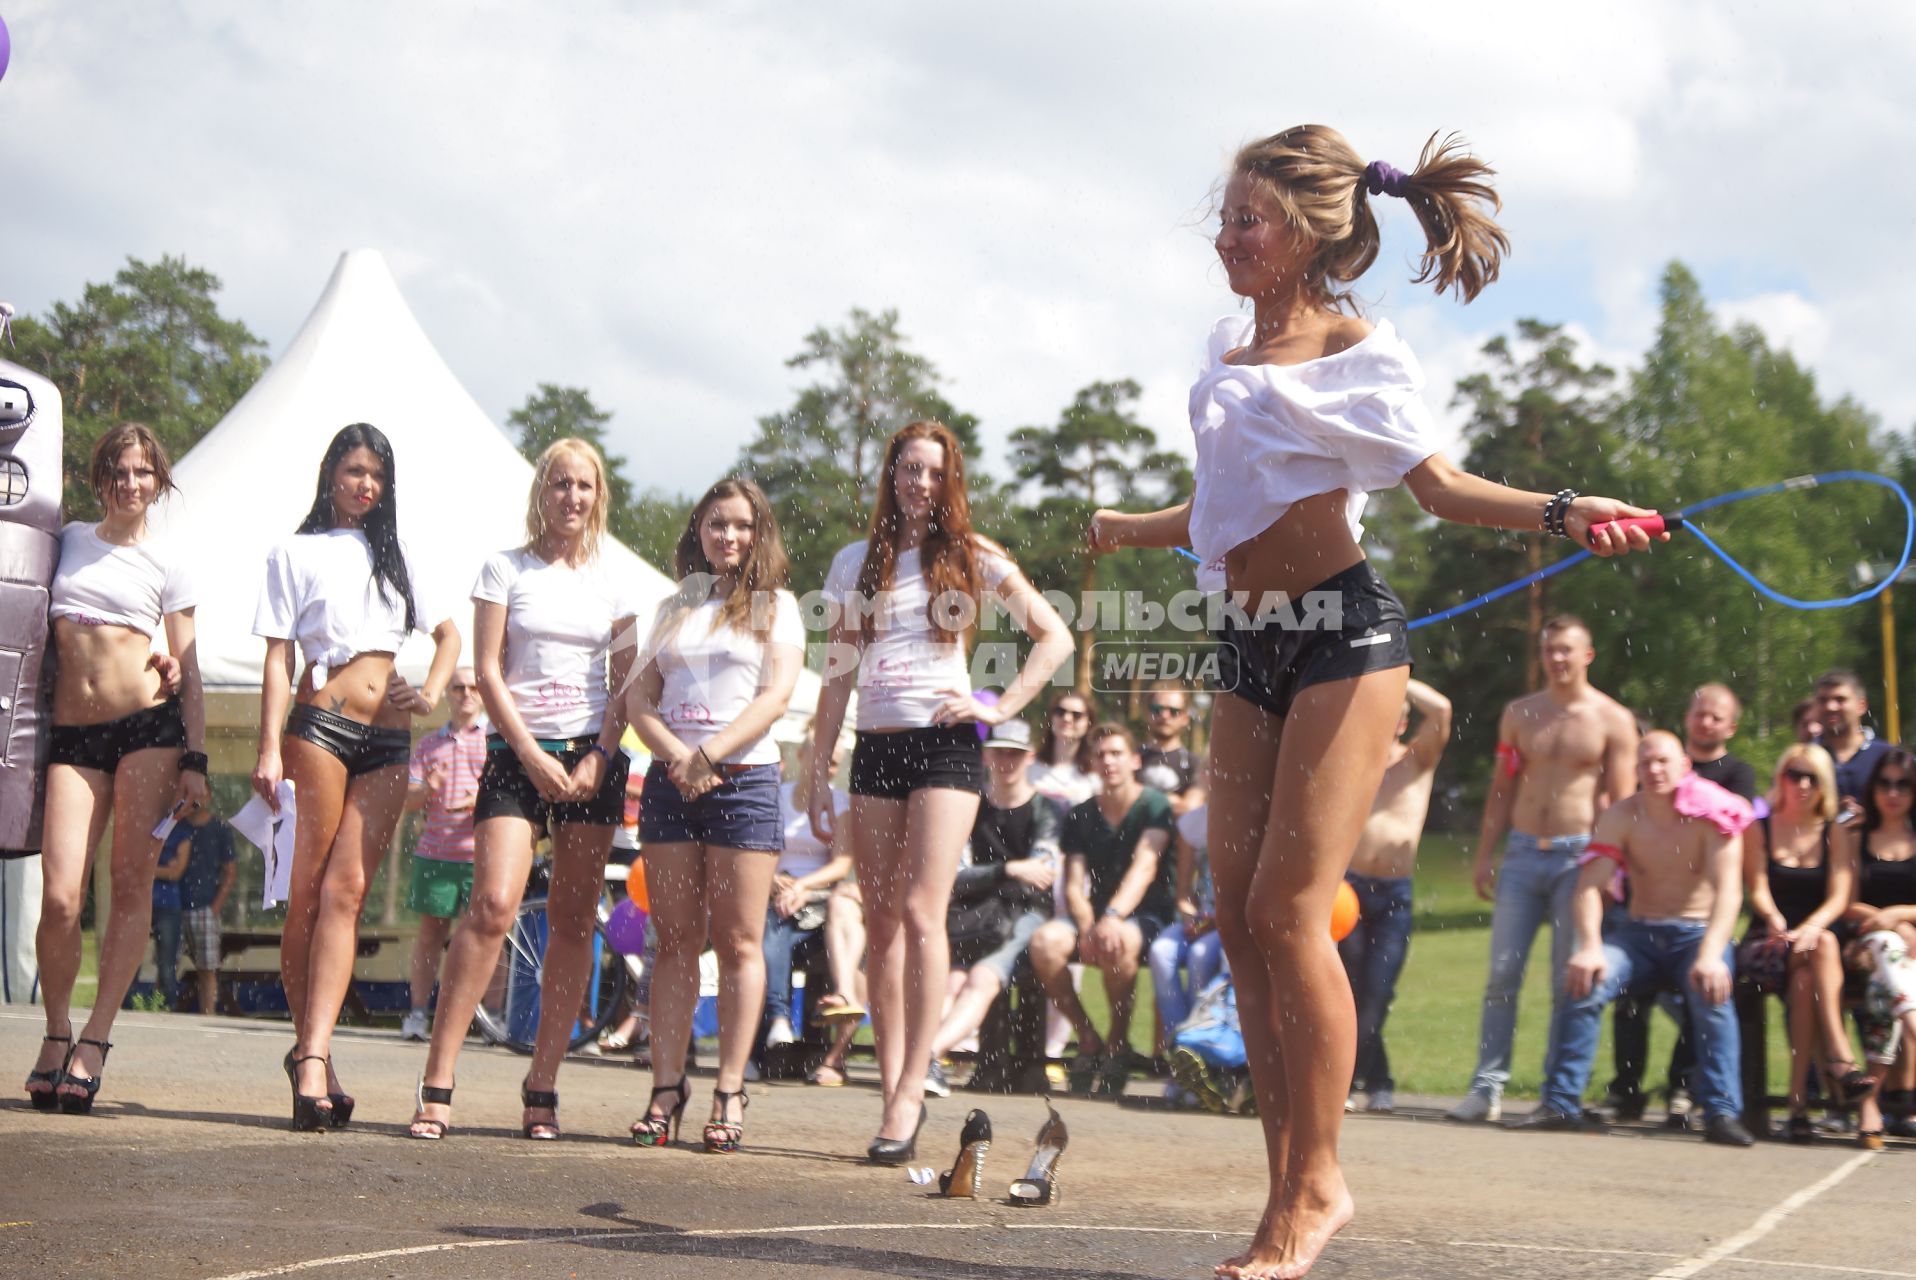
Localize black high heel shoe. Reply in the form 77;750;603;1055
703;1087;749;1154
631;1078;690;1147
25;1034;73;1112
521;1078;560;1141
410;1076;454;1140
327;1057;355;1129
58;1038;112;1116
1008;1101;1068;1207
285;1051;333;1132
938;1109;992;1198
867;1102;926;1165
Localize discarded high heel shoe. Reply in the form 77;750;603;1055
938;1108;991;1198
1008;1100;1068;1207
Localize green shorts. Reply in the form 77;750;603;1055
407;855;475;920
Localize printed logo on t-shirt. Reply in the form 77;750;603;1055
866;655;913;702
667;701;714;726
535;679;589;708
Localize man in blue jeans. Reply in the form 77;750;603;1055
1341;677;1451;1115
1506;732;1754;1146
1448;616;1639;1123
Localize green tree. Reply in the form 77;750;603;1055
9;255;268;520
626;486;693;573
735;308;982;592
505;383;653;553
1007;379;1190;696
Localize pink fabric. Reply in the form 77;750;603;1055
1672;772;1756;837
1577;841;1629;903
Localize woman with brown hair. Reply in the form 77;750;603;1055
255;423;460;1132
808;421;1073;1162
26;424;204;1113
626;477;803;1153
1741;743;1870;1141
1088;127;1660;1276
409;437;636;1141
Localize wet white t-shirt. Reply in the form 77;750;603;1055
1187;316;1442;590
822;538;1017;733
254;528;434;687
649;590;805;767
472;548;640;738
51;522;195;641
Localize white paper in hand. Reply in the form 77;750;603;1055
232;781;298;909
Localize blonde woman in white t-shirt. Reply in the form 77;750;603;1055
809;420;1073;1164
254;424;460;1133
27;424;204;1116
409;438;637;1142
1088;127;1662;1278
627;477;803;1154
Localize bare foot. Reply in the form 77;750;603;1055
1216;1176;1353;1279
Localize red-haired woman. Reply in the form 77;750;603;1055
626;477;803;1153
1089;128;1660;1277
27;424;204;1114
808;421;1073;1162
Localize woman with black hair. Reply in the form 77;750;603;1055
252;423;459;1131
1838;745;1916;1148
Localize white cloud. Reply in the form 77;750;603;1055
1;0;1912;512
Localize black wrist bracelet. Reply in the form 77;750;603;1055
585;743;609;764
1543;488;1578;539
179;750;210;776
698;745;716;770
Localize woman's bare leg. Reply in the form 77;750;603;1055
278;740;350;1034
851;795;912;1121
704;847;778;1107
1784;955;1817;1111
522;821;615;1134
642;841;709;1118
930;968;1006;1059
32;765;112;1088
71;749;181;1084
1221;667;1407;1280
295;765;405;1101
414;815;536;1131
1207;692;1285;1266
876;787;977;1140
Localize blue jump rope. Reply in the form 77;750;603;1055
1173;470;1916;628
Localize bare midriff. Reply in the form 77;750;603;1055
295;651;397;725
1222;491;1365;603
1508;694;1614;838
51;619;169;726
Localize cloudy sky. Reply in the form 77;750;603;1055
2;1;1912;499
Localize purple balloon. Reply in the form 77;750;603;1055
0;14;10;86
973;688;1000;741
605;898;649;956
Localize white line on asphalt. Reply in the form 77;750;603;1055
1650;1152;1878;1280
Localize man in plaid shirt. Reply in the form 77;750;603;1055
400;669;485;1041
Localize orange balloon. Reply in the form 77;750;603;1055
625;859;650;913
1330;881;1360;942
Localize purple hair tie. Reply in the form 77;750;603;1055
1363;160;1410;199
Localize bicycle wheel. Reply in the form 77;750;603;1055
472;897;631;1055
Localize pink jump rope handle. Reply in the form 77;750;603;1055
1586;513;1683;546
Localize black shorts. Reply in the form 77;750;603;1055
48;699;187;774
849;724;986;799
285;703;412;777
1216;560;1412;720
475;733;628;829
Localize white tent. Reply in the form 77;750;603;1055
149;250;816;739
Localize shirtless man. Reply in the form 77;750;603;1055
1341;678;1451;1114
1506;732;1754;1145
1448;615;1638;1123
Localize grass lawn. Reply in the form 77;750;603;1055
1072;833;1797;1104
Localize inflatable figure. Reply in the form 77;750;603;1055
0;344;62;1002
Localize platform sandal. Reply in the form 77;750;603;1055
703;1087;749;1154
521;1078;560;1140
410;1077;454;1140
284;1050;332;1131
631;1077;690;1147
24;1034;73;1112
58;1038;112;1116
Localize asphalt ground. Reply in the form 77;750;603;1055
1;1009;1910;1280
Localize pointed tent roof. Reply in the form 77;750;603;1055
150;250;684;699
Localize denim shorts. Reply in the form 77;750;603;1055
1215;560;1412;719
958;908;1047;988
639;760;783;852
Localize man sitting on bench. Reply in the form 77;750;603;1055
1508;731;1756;1146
